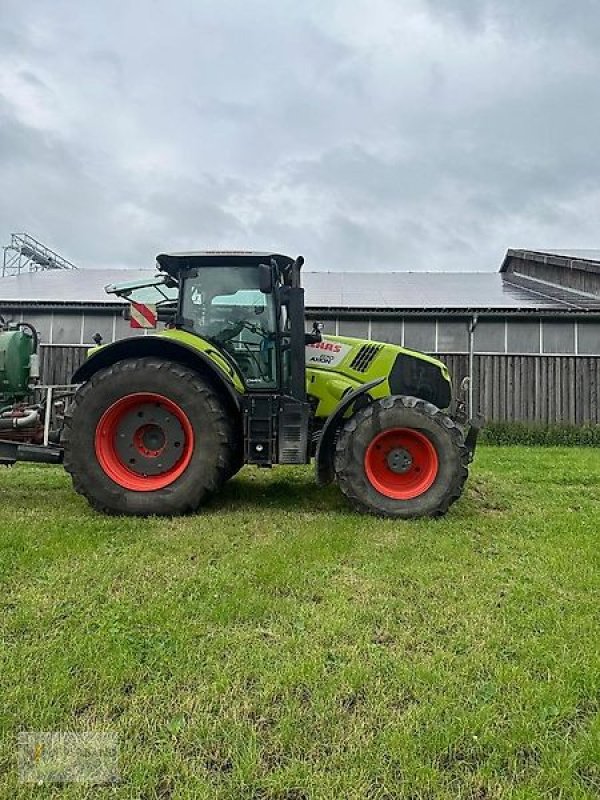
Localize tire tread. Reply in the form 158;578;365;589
333;395;469;518
63;357;235;515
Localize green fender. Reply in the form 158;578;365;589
315;377;385;485
71;336;243;412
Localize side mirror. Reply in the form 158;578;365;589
305;321;324;345
259;263;273;294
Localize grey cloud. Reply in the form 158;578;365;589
1;0;600;272
0;101;247;267
424;0;600;40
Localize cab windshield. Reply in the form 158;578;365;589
181;266;278;388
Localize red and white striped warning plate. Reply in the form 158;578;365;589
130;302;158;329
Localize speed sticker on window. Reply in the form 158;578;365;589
306;339;352;367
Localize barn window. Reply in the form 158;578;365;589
437;320;469;353
338;319;369;339
474;320;506;353
403;319;436;352
542;320;575;354
50;313;82;345
82;313;115;345
506;320;541;354
577;321;600;355
370;319;401;344
17;312;52;344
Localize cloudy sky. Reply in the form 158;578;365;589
1;0;599;272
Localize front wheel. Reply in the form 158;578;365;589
63;357;234;515
333;396;469;518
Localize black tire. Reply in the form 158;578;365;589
63;357;234;516
222;427;244;481
333;395;469;519
223;449;244;481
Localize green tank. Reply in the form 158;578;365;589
0;328;35;404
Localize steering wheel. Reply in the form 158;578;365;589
202;315;244;342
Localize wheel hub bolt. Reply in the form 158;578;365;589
386;447;413;474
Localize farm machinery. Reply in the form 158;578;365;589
0;317;66;465
0;252;481;517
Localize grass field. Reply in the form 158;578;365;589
1;446;599;799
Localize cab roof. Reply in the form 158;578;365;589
156;251;294;276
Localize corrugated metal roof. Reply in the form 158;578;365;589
0;269;151;305
303;271;600;311
1;267;600;312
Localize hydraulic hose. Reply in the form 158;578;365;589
18;323;39;353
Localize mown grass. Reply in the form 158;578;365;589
1;447;599;799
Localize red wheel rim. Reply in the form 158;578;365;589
94;392;194;491
364;428;439;500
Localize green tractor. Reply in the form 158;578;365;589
60;252;480;518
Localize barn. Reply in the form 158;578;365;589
1;248;599;424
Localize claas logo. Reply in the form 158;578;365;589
308;341;342;353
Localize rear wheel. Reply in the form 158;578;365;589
63;357;234;515
334;395;469;518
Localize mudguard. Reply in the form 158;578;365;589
71;337;243;411
315;377;384;485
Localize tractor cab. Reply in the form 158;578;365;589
158;252;299;393
108;252;310;401
156;252;312;467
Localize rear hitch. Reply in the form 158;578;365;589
0;440;64;466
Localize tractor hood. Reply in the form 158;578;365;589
305;335;452;415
